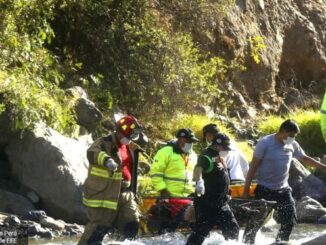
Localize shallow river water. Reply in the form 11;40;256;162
29;223;326;245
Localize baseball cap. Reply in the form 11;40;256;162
176;128;199;142
202;123;220;135
210;133;231;150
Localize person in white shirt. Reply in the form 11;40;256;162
202;124;249;182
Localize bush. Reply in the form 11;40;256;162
50;0;230;117
0;0;235;135
148;113;231;141
0;0;76;134
257;110;326;157
0;70;75;134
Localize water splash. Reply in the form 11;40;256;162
29;224;326;245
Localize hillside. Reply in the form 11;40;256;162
0;0;326;134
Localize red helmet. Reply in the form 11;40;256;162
116;115;142;140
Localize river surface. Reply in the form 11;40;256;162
29;223;326;245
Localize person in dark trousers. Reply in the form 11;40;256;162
243;119;326;244
186;133;239;245
203;123;249;181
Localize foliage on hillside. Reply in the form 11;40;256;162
0;0;75;133
0;0;237;134
51;0;234;117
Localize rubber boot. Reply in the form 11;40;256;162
87;225;111;245
275;223;294;242
123;221;139;239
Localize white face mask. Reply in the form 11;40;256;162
182;143;193;153
219;151;229;158
120;137;131;145
283;136;295;145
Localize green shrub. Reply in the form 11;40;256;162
149;113;231;141
0;0;78;135
50;0;231;118
0;70;75;134
0;0;236;136
257;110;326;157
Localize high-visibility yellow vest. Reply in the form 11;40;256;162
150;145;197;197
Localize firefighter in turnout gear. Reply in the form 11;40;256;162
78;115;146;245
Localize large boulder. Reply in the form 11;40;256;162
65;86;102;134
6;123;90;224
296;196;326;223
75;97;103;132
0;189;35;215
288;159;326;202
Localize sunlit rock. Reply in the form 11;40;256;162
6;123;89;224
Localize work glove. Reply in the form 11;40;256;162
105;158;118;172
195;179;205;196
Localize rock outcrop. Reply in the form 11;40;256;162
216;0;326;107
296;196;326;223
6;123;90;224
0;189;35;215
75;97;103;133
288;158;326;202
0;211;84;240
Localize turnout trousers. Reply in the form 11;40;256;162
243;184;297;244
78;191;139;245
186;198;239;245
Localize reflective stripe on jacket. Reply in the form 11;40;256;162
83;133;123;210
150;145;197;197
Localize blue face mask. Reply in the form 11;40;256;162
182;143;193;153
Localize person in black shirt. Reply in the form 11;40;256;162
186;133;239;245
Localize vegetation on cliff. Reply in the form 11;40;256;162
0;0;325;158
0;0;237;134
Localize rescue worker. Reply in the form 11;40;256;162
186;133;239;245
243;119;326;244
149;128;198;232
203;123;249;181
150;128;198;198
78;115;146;245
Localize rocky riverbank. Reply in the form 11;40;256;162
0;211;83;240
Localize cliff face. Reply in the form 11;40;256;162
216;0;326;106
